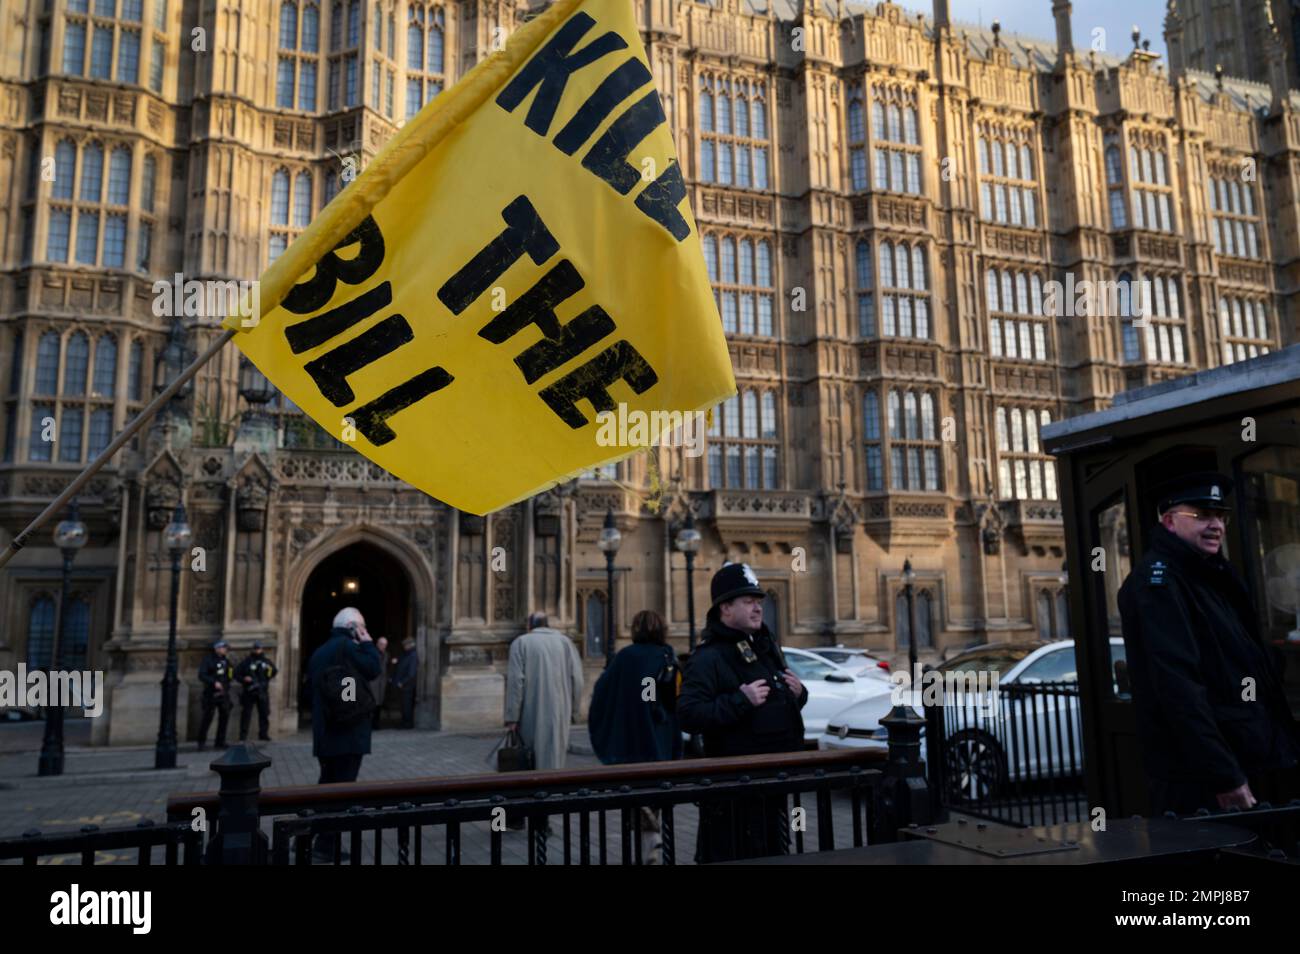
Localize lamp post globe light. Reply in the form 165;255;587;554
38;500;87;776
675;510;702;652
596;508;622;669
155;504;192;769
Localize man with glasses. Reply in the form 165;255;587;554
1120;472;1299;815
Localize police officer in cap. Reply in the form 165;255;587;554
197;639;235;750
235;640;277;742
1119;471;1300;815
679;562;807;861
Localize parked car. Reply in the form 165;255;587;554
802;646;892;681
782;647;896;740
819;639;1128;803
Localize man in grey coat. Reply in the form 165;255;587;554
504;612;584;770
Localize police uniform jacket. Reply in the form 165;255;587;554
1118;524;1299;792
235;654;277;695
678;617;808;757
198;653;235;699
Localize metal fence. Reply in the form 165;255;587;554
0;820;202;866
270;761;887;865
925;680;1088;826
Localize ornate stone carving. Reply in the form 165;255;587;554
290;523;321;559
236;473;271;531
145;480;181;529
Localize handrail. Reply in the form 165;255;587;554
167;746;884;821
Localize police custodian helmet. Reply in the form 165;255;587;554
1155;471;1234;515
710;562;765;609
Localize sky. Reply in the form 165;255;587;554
897;0;1171;62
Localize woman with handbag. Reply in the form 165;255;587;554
588;610;683;863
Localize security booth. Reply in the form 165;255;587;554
1042;346;1300;817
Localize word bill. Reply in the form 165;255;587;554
0;666;104;716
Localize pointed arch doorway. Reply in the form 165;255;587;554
296;541;412;727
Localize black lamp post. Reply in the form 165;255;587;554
596;508;622;669
879;557;927;788
38;500;87;777
154;503;192;769
902;558;918;691
675;510;702;652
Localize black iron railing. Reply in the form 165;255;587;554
271;761;886;865
925;680;1087;826
0;820;202;866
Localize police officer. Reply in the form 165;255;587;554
1119;472;1300;815
678;562;807;860
197;639;235;750
235;641;277;742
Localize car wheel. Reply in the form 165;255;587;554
944;729;1006;803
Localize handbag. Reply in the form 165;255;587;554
492;727;535;772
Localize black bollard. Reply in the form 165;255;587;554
879;704;933;840
206;742;271;865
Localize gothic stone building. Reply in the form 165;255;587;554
1;0;1297;743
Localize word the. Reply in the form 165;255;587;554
437;195;658;428
0;666;104;717
50;884;151;934
594;404;704;457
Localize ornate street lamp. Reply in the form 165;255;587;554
38;500;87;776
154;323;194;404
155;504;192;769
903;558;918;694
238;356;275;412
596;508;622;669
879;557;926;785
675;510;702;652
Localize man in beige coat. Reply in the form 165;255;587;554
504;613;585;770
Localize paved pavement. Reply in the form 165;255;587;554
0;719;861;865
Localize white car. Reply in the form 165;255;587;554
782;647;896;740
803;646;893;681
818;639;1128;802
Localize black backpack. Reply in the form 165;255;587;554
314;638;377;728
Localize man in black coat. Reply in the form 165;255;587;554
307;607;382;784
196;640;234;750
1119;472;1300;815
392;637;418;729
235;641;277;742
679;563;807;861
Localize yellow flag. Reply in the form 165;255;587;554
226;0;734;514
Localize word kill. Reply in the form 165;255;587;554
279;203;659;443
495;10;690;242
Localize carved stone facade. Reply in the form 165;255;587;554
1;0;1298;743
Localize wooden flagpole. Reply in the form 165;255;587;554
0;327;237;570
